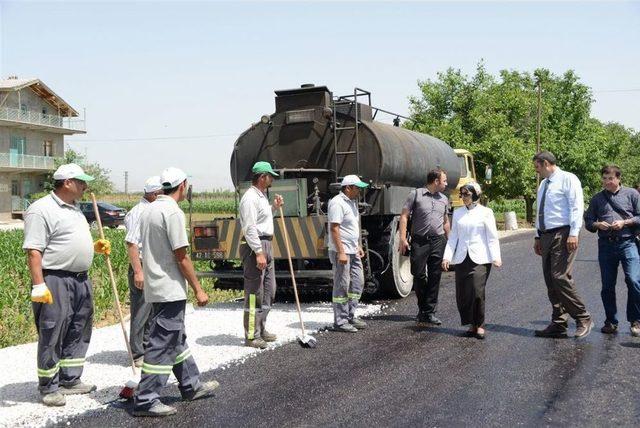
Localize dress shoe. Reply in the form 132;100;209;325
261;331;277;342
601;322;618;334
426;315;442;326
575;318;594;339
630;321;640;337
534;323;568;338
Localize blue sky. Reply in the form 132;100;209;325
1;1;639;191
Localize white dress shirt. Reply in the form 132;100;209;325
443;204;501;265
534;168;584;237
239;186;274;253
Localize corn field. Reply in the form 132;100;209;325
0;229;240;348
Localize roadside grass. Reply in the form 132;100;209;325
0;229;241;349
100;193;237;213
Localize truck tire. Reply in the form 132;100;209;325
380;217;413;298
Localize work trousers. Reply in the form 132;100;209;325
598;238;640;324
128;264;152;360
240;239;276;340
33;270;93;394
410;234;447;321
539;226;590;330
134;300;201;411
329;251;364;326
455;254;491;327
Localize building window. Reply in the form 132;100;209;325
43;140;53;157
11;180;19;196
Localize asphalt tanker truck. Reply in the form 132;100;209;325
191;85;478;298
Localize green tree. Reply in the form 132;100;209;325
42;149;114;196
407;63;636;222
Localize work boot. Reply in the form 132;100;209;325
245;338;268;349
41;391;66;407
261;331;277;342
601;322;618;334
630;321;640;337
182;380;220;402
334;323;358;333
575;318;594;339
534;323;568;338
133;402;177;417
59;382;97;395
349;318;368;330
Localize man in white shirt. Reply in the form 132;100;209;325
239;161;283;349
124;175;163;367
532;151;593;339
133;167;217;417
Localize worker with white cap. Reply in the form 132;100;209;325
327;174;369;332
123;175;164;367
133;167;218;417
22;163;110;406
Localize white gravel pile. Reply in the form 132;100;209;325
0;300;382;427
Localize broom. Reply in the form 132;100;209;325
278;207;317;348
90;193;139;398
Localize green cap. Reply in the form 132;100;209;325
252;161;279;177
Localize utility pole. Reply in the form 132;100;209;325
124;171;129;195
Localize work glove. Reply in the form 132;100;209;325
31;283;53;304
94;239;111;255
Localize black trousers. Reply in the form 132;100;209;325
455;254;491;327
410;234;446;319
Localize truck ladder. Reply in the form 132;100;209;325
332;87;371;182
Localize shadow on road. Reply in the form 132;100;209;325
619;341;640;349
87;350;130;367
369;314;415;322
0;382;39;406
196;334;244;347
485;323;536;337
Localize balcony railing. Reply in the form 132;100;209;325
0;106;85;131
0;153;57;170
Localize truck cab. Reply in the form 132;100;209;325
451;148;477;209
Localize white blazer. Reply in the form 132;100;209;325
443;204;501;265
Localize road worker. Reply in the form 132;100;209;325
23;163;110;407
238;161;284;349
133;167;218;417
328;174;369;332
123;175;163;367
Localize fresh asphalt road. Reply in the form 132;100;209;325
64;230;640;427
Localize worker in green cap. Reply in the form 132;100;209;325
238;161;284;348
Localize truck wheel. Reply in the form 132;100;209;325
380;218;413;298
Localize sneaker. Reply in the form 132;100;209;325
41;391;66;407
334;323;358;333
134;356;144;368
182;380;220;402
349;318;367;329
534;323;568;338
245;338;268;349
59;382;97;395
575;318;594;339
133;402;177;417
601;322;618;334
261;331;277;342
630;321;640;337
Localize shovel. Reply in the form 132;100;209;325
278;207;317;348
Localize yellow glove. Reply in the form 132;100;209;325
31;283;53;304
94;239;111;255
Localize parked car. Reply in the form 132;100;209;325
78;202;127;230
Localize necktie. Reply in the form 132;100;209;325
538;179;550;231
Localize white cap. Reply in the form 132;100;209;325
340;174;369;188
52;163;94;182
160;167;187;189
143;176;163;193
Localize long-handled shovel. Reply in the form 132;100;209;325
278;207;317;348
90;193;139;398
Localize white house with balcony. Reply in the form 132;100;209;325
0;76;86;221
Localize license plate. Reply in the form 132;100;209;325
194;250;225;259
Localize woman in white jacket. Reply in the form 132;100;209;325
442;182;502;339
